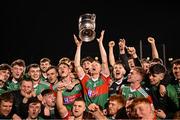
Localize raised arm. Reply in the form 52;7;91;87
73;34;85;79
127;46;141;67
108;41;116;67
147;36;159;59
56;86;68;118
97;30;110;76
118;39;130;73
118;38;126;55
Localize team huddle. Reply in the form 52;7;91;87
0;30;180;119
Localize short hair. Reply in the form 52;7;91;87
27;96;41;107
57;62;70;68
59;57;71;64
149;63;166;75
0;63;11;72
114;60;125;68
19;79;33;86
73;98;86;108
171;59;180;66
40;57;51;63
41;89;54;97
92;59;101;65
81;56;94;65
108;94;126;106
131;97;151;107
58;57;72;68
46;65;58;73
27;63;40;72
74;97;85;103
0;92;14;103
151;58;163;64
11;59;26;67
133;66;146;79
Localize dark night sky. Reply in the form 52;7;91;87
1;0;179;66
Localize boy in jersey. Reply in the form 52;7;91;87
74;30;111;110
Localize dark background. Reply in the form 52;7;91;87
1;0;179;66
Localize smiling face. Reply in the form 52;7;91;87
148;73;164;86
148;63;166;86
173;64;180;81
82;60;92;74
0;69;11;81
20;80;34;97
28;67;41;81
40;61;51;73
113;63;126;80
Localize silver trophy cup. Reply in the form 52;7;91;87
79;13;96;42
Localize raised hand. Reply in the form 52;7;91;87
97;30;105;43
57;82;66;91
73;34;82;47
119;38;126;51
108;41;115;48
127;47;136;55
147;36;155;44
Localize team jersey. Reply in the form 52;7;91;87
81;74;111;109
62;84;82;111
172;82;180;108
120;84;150;100
33;80;50;95
0;88;7;95
6;80;20;91
109;76;128;96
52;80;82;111
151;84;179;111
